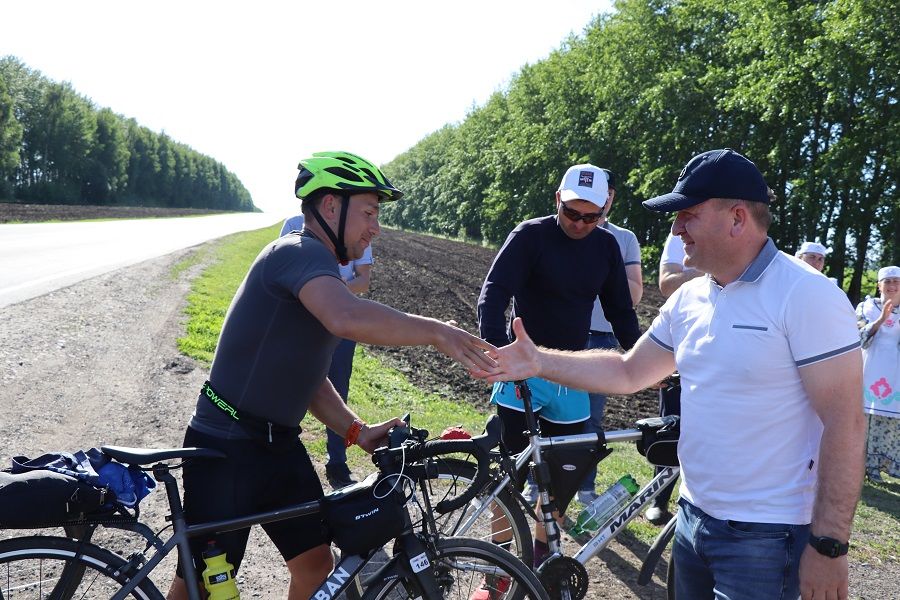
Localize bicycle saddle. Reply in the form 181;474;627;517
100;446;226;465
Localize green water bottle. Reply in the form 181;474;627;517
569;474;639;536
201;541;240;600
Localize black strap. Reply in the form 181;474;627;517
201;381;301;446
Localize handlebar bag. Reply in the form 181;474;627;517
320;473;406;556
635;416;680;467
0;470;111;528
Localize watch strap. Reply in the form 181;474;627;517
808;534;849;558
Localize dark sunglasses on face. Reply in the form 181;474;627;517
561;203;603;224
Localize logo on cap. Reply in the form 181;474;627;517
578;171;594;187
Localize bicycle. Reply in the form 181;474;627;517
405;380;681;600
0;426;549;600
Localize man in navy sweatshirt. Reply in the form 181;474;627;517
476;163;640;569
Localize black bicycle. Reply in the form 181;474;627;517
0;425;548;600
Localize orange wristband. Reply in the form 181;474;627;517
345;419;365;448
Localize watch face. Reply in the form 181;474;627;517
822;540;840;558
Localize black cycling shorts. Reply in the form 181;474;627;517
175;426;328;577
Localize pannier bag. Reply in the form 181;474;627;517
320;473;407;556
0;448;157;528
635;415;680;467
0;469;110;528
544;443;611;514
9;448;155;508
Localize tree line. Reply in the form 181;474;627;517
380;0;898;303
0;57;255;212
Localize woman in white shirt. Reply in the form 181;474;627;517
856;266;900;483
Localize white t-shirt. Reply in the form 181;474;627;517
589;222;641;333
647;240;860;524
280;214;305;236
279;214;373;281
659;232;698;273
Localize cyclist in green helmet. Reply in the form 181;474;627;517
168;151;498;600
295;151;403;264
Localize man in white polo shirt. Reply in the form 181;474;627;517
478;149;866;600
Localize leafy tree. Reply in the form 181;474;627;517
382;0;897;301
0;55;255;211
0;72;22;198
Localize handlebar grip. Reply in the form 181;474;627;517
406;438;492;514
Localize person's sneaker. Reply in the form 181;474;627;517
522;482;539;504
644;505;673;526
867;469;883;483
577;490;599;505
468;575;511;600
325;464;357;490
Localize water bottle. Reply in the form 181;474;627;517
201;541;240;600
569;475;639;536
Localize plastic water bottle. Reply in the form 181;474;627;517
569;475;639;535
201;541;240;600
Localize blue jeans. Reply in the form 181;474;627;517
579;331;619;492
673;498;810;600
325;338;357;467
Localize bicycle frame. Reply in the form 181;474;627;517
449;428;679;565
107;466;445;600
447;381;680;571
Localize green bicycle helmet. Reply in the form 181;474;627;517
295;151;402;202
294;151;402;264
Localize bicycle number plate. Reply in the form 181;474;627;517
410;552;430;573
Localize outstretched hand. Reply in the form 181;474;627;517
473;317;542;383
433;320;499;376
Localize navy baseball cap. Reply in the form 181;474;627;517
643;149;769;212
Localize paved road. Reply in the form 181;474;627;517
0;212;285;308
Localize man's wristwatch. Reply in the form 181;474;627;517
808;534;849;558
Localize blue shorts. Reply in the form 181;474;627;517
490;377;589;424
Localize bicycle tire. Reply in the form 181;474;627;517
666;554;675;600
0;535;164;599
426;458;533;567
361;537;548;600
346;458;534;600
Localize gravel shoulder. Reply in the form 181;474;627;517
0;223;895;598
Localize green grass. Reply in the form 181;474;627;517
176;223;282;363
176;225;899;564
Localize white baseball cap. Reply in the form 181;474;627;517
797;241;828;256
557;164;608;210
878;266;900;281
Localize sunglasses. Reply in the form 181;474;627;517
561;203;604;224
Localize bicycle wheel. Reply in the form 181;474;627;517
346;459;533;600
0;535;164;599
425;458;533;567
666;554;675;600
362;537;547;600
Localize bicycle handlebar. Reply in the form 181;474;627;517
373;415;501;514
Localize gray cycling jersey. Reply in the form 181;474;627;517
190;231;342;439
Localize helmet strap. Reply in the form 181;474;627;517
335;193;350;265
308;193;351;265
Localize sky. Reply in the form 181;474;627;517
1;1;612;215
